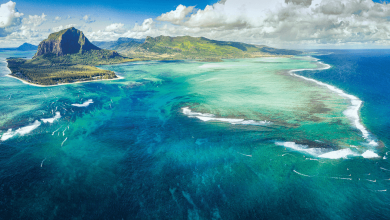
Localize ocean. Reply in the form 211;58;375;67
0;50;389;219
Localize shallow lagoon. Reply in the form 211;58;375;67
0;50;389;219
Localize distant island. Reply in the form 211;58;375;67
0;43;38;51
17;43;38;51
6;27;302;86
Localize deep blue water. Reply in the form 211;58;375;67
305;50;390;149
1;50;390;219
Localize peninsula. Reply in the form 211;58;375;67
6;27;302;86
6;27;132;86
94;35;301;60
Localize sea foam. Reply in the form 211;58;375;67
1;120;41;141
41;112;61;123
318;148;359;159
71;99;93;107
362;150;380;158
182;107;271;126
275;141;324;156
275;141;378;159
289;61;378;146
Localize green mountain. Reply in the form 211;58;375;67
17;43;38;51
115;35;301;59
6;28;302;86
35;27;100;57
7;27;133;86
93;37;145;50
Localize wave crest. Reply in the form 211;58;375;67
182;107;271;126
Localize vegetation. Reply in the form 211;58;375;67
7;57;117;86
93;38;145;50
108;35;302;59
6;27;135;86
6;27;302;86
33;49;134;66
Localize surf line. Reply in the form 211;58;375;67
41;158;46;167
293;170;313;177
237;151;252;157
61;137;68;147
289;59;378;146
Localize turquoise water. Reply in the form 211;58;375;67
0;50;389;219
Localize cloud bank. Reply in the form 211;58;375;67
0;1;23;37
23;13;47;27
89;0;390;48
2;0;390;48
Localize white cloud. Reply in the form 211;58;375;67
82;15;95;23
157;5;195;24
105;23;126;33
6;0;389;48
0;1;23;37
54;16;61;22
87;19;155;41
0;25;47;46
23;13;47;27
131;0;390;48
132;18;154;32
51;24;79;32
88;30;122;41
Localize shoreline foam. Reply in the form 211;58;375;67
5;74;124;88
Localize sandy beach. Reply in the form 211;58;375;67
5;73;125;87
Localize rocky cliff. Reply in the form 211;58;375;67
34;27;100;58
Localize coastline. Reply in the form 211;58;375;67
5;71;124;88
289;56;378;147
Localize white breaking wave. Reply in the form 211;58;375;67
362;150;380;158
1;120;42;141
61;137;68;147
71;99;93;107
41;112;61;123
289;60;379;147
293;170;312;177
329;177;352;181
182;107;271;126
275;141;378;160
275;141;324;156
318;148;359;159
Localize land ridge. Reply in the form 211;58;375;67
94;35;301;60
6;27;302;86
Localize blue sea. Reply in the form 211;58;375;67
0;50;390;219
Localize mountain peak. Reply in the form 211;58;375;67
17;43;38;51
34;27;100;58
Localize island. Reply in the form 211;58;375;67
7;27;302;86
0;43;38;51
6;27;133;86
16;43;38;51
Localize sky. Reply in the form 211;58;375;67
1;0;390;49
